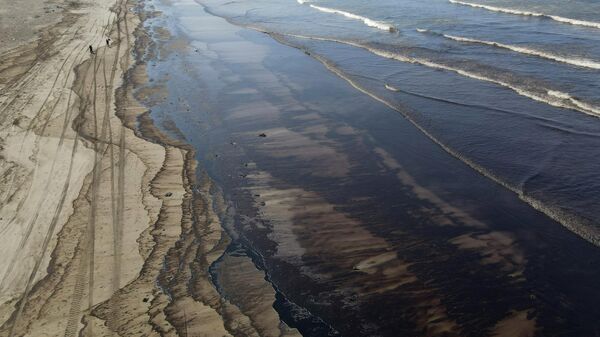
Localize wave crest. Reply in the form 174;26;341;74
290;42;600;247
305;4;396;32
418;29;600;70
384;84;400;91
449;0;600;29
286;33;600;118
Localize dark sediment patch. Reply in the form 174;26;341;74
134;2;600;337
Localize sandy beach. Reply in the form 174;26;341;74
0;0;163;334
0;0;292;335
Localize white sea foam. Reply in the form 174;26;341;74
385;84;399;91
307;4;396;32
547;90;572;100
297;0;307;4
449;0;600;29
546;91;600;116
425;31;600;70
286;33;600;118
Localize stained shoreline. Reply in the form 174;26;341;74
2;0;600;335
141;1;600;336
127;1;306;335
0;0;253;334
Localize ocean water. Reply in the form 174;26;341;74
141;0;600;335
198;0;600;245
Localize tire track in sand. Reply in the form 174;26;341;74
0;40;90;288
0;20;113;292
2;10;120;336
0;25;84;119
0;36;87;221
62;9;124;337
5;17;117;336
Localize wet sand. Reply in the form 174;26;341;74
140;1;600;336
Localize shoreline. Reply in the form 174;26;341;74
0;0;302;334
199;4;600;248
2;0;600;335
132;1;600;335
0;0;235;335
129;1;304;335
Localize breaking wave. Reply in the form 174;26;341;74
194;0;600;248
303;4;396;32
385;84;399;91
289;42;600;247
449;0;600;30
418;29;600;70
285;33;600;118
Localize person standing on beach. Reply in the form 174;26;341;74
106;38;112;47
89;45;94;54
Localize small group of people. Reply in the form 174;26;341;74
88;38;113;55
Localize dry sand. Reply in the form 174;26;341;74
0;0;292;335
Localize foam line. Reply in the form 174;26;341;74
449;0;600;29
286;33;600;118
303;4;396;32
418;29;600;70
297;45;600;247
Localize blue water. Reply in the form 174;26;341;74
195;0;600;245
